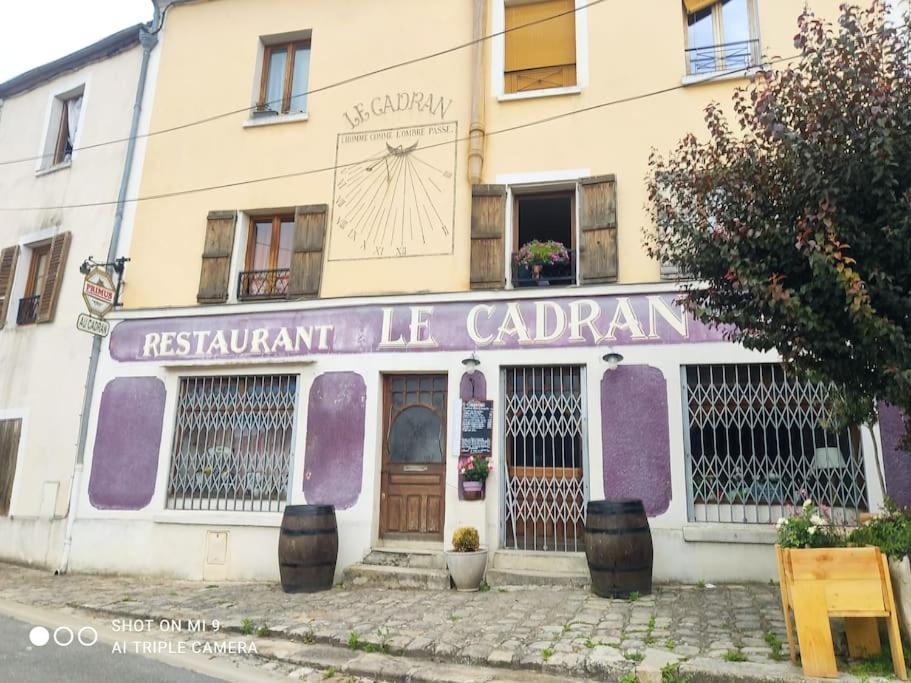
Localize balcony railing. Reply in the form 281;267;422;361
16;295;40;325
237;269;289;301
686;39;759;76
511;253;576;288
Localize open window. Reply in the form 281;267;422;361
683;0;759;76
40;87;83;170
512;190;576;287
504;0;577;94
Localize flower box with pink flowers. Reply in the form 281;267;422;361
459;455;493;501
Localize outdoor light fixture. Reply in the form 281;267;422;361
602;349;624;371
461;353;481;374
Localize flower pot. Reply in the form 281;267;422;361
445;548;488;591
531;264;543;279
890;555;911;641
463;480;484;501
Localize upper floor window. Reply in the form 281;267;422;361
257;39;310;115
684;0;759;76
512;191;576;287
239;215;294;300
17;242;50;325
505;0;577;94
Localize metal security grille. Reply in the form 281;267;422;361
503;366;587;552
166;375;297;512
684;364;868;525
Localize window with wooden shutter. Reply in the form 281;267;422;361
470;185;507;290
35;231;71;324
287;204;327;299
505;0;577;94
0;418;22;516
197;211;237;304
0;246;19;330
578;175;618;284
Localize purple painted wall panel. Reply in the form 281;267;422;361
303;372;366;509
88;377;166;510
878;403;911;508
601;366;672;516
459;371;487;401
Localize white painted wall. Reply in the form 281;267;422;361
69;283;889;583
0;43;144;569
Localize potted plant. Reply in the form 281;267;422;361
460;455;492;500
849;501;911;640
444;526;488;591
516;240;570;281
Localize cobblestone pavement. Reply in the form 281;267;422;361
0;562;806;681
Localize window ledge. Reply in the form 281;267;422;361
153;511;284;527
681;67;758;87
497;85;583;102
35;160;72;177
682;523;776;545
243;111;309;129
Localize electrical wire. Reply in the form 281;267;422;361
0;0;607;168
1;25;901;213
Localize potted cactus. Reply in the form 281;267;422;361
445;526;488;591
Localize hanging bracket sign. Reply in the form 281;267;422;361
82;267;116;318
76;313;110;337
460;400;493;457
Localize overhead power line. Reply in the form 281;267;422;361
0;51;818;213
0;0;607;168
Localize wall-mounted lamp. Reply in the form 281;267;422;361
461;352;481;375
602;349;624;371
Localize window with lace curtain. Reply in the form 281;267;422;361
53;93;82;164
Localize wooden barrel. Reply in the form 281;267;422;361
278;505;338;593
584;499;653;598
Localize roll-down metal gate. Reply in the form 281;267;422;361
502;366;588;552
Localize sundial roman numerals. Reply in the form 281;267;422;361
329;122;457;261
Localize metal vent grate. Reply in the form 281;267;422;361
166;375;297;512
683;364;868;525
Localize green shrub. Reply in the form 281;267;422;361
451;526;480;552
849;502;911;560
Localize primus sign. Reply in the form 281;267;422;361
110;293;725;363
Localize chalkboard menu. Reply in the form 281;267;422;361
460;400;493;456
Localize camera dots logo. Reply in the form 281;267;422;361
29;625;98;647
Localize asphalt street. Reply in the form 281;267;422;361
0;613;224;683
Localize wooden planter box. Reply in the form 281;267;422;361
776;545;908;680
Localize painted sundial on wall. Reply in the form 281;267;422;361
328;122;458;260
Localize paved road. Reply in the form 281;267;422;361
0;614;224;683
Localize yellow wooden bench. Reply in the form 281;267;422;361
776;545;908;680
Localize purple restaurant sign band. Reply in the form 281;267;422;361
110;293;726;363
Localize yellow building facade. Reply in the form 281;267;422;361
70;0;889;586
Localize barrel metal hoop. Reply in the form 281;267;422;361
281;527;338;536
584;525;650;535
587;563;653;573
279;560;337;569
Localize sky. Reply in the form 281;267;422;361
0;0;153;83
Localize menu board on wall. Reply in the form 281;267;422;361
460;400;493;456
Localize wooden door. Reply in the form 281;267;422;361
380;374;447;540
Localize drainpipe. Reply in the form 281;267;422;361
56;9;160;575
468;0;487;184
